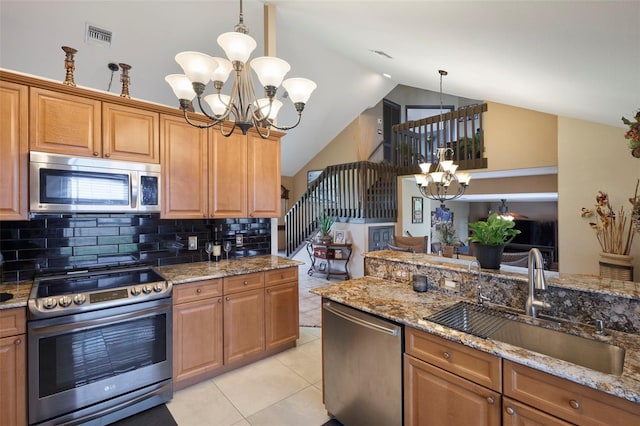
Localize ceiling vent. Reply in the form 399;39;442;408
85;23;112;47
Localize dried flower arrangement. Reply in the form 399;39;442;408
621;110;640;158
580;179;640;255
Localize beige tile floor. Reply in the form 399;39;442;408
167;327;330;426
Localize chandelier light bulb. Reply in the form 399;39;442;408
217;31;257;64
282;78;317;104
175;52;218;85
165;74;196;100
204;94;231;116
210;57;234;85
251;56;291;89
419;162;431;174
254;98;283;121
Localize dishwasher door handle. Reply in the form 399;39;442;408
323;302;399;336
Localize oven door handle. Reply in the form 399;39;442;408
29;303;169;337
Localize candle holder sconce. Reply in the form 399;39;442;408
61;46;77;86
119;63;131;98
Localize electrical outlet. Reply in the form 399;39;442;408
394;270;412;281
235;233;243;247
441;279;460;292
188;236;197;250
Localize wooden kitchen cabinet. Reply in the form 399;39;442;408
172;279;223;390
223;287;265;364
102;102;159;162
504;360;640;426
247;133;281;217
0;81;29;220
0;308;26;426
161;114;209;219
265;267;299;350
30;87;101;157
209;129;248;218
404;327;502;426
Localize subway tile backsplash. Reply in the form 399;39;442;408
0;214;271;282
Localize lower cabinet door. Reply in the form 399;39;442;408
404;354;501;426
173;297;223;386
224;289;265;364
0;334;26;426
502;397;572;426
265;282;299;350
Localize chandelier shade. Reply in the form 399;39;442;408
164;0;316;137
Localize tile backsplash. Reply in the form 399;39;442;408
0;213;271;282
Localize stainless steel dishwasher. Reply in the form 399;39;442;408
322;300;403;426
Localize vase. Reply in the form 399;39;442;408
599;253;634;281
473;243;505;270
442;245;455;258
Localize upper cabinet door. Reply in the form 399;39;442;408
0;81;29;220
209;129;248;218
30;87;101;157
161;115;209;219
247;133;281;218
102;103;159;163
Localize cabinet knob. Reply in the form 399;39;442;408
93;152;99;156
266;289;271;293
225;297;230;301
569;399;580;410
505;406;515;416
486;396;495;405
14;338;21;346
243;281;248;285
105;152;111;158
443;351;451;360
196;288;202;294
218;298;222;303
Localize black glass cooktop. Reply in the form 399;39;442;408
35;268;165;298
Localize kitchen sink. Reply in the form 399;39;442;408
426;302;626;375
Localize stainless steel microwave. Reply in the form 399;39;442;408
30;151;161;213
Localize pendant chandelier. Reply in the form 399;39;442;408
414;70;471;207
164;0;316;138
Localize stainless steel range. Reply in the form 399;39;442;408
27;265;173;426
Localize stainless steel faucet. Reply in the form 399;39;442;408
526;248;551;317
468;259;489;305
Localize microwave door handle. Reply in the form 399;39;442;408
131;173;138;209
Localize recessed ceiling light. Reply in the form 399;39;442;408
383;73;391;79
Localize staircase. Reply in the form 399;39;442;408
285;161;398;256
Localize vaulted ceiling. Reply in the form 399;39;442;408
1;1;638;176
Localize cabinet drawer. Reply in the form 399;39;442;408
265;267;298;286
406;327;501;392
502;396;572;426
504;360;640;425
0;307;26;338
173;279;222;304
223;272;264;295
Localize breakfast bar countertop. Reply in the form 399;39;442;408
311;276;640;405
0;280;32;310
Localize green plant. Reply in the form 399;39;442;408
468;213;521;246
319;214;335;236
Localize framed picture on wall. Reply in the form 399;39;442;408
412;197;423;223
431;207;454;226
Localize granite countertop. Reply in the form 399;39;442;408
157;255;303;285
0;280;32;310
311;276;640;404
365;250;640;299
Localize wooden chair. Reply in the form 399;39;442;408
390;235;428;253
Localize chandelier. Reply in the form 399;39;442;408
164;0;316;138
414;70;471;207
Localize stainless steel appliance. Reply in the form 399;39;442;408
30;151;161;213
27;265;173;425
322;301;403;426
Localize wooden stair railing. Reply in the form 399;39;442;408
392;103;488;173
285;161;398;256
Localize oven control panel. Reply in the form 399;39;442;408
27;267;172;319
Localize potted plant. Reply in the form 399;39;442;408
317;214;335;244
435;221;457;258
468;213;521;269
